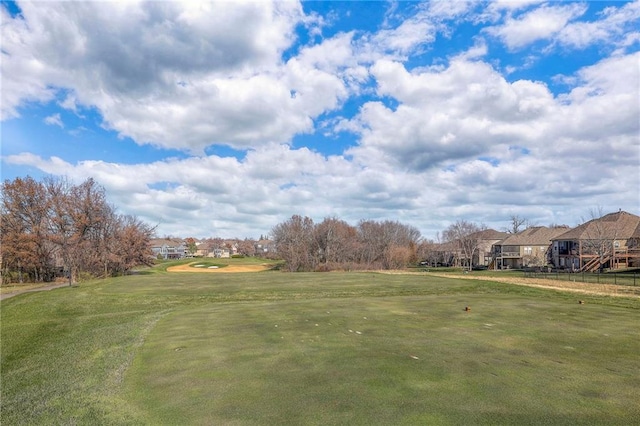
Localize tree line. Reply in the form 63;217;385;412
271;215;424;271
271;215;544;272
1;176;154;285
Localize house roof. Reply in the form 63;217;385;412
431;241;457;251
195;241;214;250
149;238;184;247
498;226;570;246
430;229;507;251
470;229;509;240
552;211;640;241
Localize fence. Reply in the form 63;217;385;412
523;270;638;287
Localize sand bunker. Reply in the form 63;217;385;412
167;263;274;273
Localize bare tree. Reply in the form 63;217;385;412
355;220;421;269
1;176;154;284
314;217;357;266
270;216;422;271
1;177;53;283
380;220;420;268
112;214;155;274
45;177;77;285
416;239;438;266
580;207;619;272
384;245;413;269
443;220;484;271
237;239;257;257
507;215;528;234
272;215;316;271
355;220;386;268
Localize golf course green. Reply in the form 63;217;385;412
2;260;639;425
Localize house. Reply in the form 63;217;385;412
150;238;187;260
194;240;214;257
255;239;275;255
429;229;507;268
551;211;640;271
422;241;457;267
224;240;239;256
493;226;570;270
212;248;231;258
472;229;509;267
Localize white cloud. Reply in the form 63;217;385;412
2;1;638;239
337;50;638;230
343;57;556;171
486;3;588;50
426;0;476;21
2;1;342;151
59;94;79;113
3;143;428;237
372;15;437;56
531;58;637;160
454;39;489;61
485;1;640;53
488;0;545;13
361;1;478;61
43;113;63;128
556;0;640;49
0;7;57;119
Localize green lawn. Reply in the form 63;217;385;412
2;264;639;425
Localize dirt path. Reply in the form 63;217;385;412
166;263;275;273
424;272;640;298
0;282;71;301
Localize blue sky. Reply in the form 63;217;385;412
2;0;639;239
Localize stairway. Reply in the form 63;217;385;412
580;254;611;272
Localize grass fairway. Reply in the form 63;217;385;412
2;265;639;425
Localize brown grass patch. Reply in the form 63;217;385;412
424;272;640;298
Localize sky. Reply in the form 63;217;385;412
1;0;639;240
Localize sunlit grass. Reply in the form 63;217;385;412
2;263;639;424
127;297;640;425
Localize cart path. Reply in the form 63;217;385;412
423;272;640;298
1;282;71;300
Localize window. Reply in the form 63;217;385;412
524;247;532;255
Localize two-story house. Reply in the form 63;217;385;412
551;211;640;271
493;226;569;269
150;238;187;260
472;229;509;267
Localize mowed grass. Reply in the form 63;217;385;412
2;265;639;425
